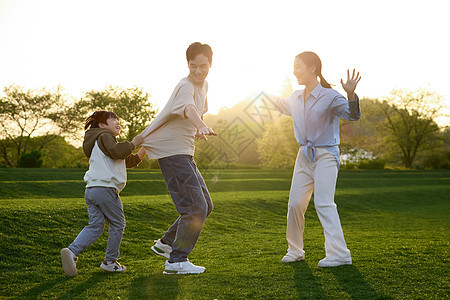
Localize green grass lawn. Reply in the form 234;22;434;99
0;168;449;299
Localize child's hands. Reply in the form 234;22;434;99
131;134;143;147
137;147;147;159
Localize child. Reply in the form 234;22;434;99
61;110;145;277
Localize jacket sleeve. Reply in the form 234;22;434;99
273;97;292;116
98;133;135;160
331;93;361;121
125;153;142;168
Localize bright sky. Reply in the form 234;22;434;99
1;0;449;126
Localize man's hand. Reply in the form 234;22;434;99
195;127;217;140
184;105;217;141
131;134;143;147
341;69;361;101
195;131;206;140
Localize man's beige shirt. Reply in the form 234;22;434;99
140;77;208;159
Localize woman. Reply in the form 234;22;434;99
274;51;361;267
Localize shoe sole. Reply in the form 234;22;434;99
318;261;352;267
151;246;170;259
282;258;304;263
61;248;77;277
282;256;305;263
163;269;205;275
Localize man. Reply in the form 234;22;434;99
140;42;216;274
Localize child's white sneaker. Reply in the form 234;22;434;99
163;260;205;275
151;239;172;259
100;260;127;272
61;248;78;277
318;257;352;267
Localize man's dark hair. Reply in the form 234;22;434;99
85;110;119;130
186;42;213;64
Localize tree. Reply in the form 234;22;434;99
30;135;87;168
0;85;73;167
73;86;157;142
280;77;293;98
339;98;387;161
378;89;443;168
256;116;298;168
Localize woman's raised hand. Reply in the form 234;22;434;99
340;69;361;100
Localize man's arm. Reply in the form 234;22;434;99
184;104;217;140
202;97;208;118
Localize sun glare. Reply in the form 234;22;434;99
0;0;449;126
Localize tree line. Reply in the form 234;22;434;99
0;85;156;168
199;86;449;170
1;84;448;169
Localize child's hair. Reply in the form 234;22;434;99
85;111;119;130
186;42;213;64
296;51;332;88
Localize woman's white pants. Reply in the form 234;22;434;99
286;147;351;260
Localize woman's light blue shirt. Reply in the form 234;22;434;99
274;83;361;167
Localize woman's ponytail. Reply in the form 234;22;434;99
318;73;332;89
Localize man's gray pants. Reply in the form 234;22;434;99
158;155;213;262
68;187;125;262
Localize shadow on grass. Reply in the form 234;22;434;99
290;261;328;299
130;273;179;299
326;264;391;299
55;272;110;299
13;276;71;299
291;262;390;299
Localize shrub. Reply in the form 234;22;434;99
415;149;450;169
340;162;356;169
357;158;385;169
17;151;43;168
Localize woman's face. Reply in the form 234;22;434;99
293;57;315;85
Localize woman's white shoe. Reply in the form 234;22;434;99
318;257;352;267
281;252;305;263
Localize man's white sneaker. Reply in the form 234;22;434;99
151;239;172;259
318;257;352;267
61;248;78;277
100;260;127;272
281;252;305;263
163;260;205;275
